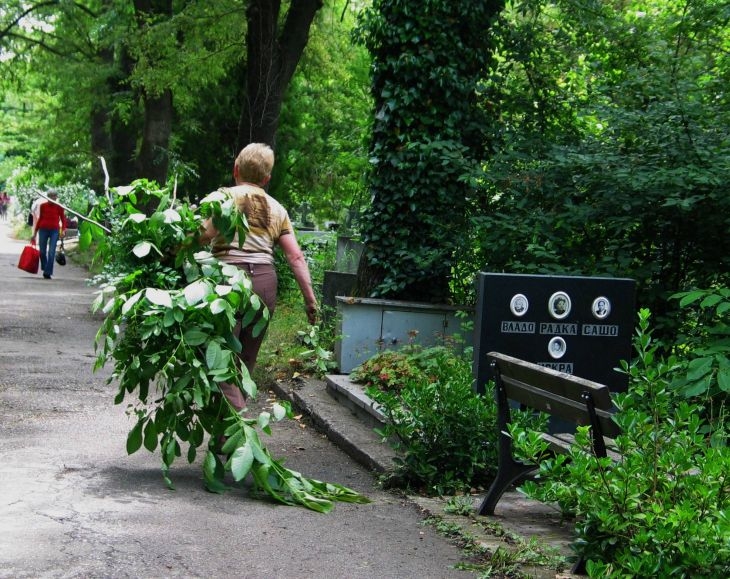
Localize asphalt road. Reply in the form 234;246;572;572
0;219;473;579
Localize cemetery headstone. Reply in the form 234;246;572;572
473;273;636;394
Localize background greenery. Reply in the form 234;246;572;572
3;0;727;348
2;1;729;572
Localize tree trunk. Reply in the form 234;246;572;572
136;89;173;186
133;0;174;187
107;45;140;188
237;0;323;150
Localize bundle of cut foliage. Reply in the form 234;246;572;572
81;180;369;512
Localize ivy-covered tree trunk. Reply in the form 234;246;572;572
238;0;323;149
355;0;503;302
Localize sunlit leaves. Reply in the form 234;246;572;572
91;179;369;511
145;288;173;308
230;443;254;481
183;279;211;305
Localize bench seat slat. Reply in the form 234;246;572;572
490;352;614;410
501;375;621;439
541;433;622;462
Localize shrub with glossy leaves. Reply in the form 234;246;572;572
354;345;545;495
513;309;730;576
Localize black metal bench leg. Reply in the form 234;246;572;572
571;557;587;575
478;363;537;516
478;453;536;515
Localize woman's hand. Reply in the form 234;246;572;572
305;302;318;325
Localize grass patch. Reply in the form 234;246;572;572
255;294;314;383
423;513;567;578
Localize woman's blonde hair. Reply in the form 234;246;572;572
235;143;274;185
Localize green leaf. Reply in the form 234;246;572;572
678;291;706;307
133;241;152;258
252;310;270;338
681;377;711;397
184;328;208;346
210;298;228;315
183;280;211;306
686;357;713;381
121;291;143;315
258;411;271;431
126;420;144;455
241;368;257;398
243;425;271;464
700;294;722;309
272;402;287;421
230;443;254;482
202;451;229;493
717;359;730;393
205;341;223;370
127;213;146;224
143;419;158;452
146;288;173;308
162;208;181;223
79;228;93;251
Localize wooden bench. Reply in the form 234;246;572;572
478;351;621;517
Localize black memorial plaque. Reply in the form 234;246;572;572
474;273;636;394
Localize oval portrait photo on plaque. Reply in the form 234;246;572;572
548;336;567;359
592;296;611;320
548;291;571;320
509;293;529;317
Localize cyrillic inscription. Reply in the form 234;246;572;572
538;362;574;373
539;323;578;335
500;321;535;334
582;324;619;337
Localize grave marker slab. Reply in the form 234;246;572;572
473;273;636;394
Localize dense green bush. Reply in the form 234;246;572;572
353;345;545;495
671;287;730;437
512;310;730;576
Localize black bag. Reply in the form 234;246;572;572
27;212;33;226
55;239;66;266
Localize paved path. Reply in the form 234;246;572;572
0;220;473;579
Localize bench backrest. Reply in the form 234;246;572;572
487;351;621;438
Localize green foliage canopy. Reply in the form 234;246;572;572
474;0;730;333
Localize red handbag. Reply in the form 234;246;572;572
18;241;40;274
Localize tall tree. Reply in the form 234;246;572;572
354;0;503;302
1;1;325;191
132;0;174;187
273;0;371;226
238;0;323;149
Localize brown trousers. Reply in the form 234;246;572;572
219;263;277;411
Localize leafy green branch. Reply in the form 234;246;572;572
84;180;369;511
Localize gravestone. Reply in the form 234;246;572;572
473;273;636;394
335;236;364;274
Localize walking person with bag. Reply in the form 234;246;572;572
0;190;9;221
31;191;67;280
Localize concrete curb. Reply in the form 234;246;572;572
268;375;399;474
